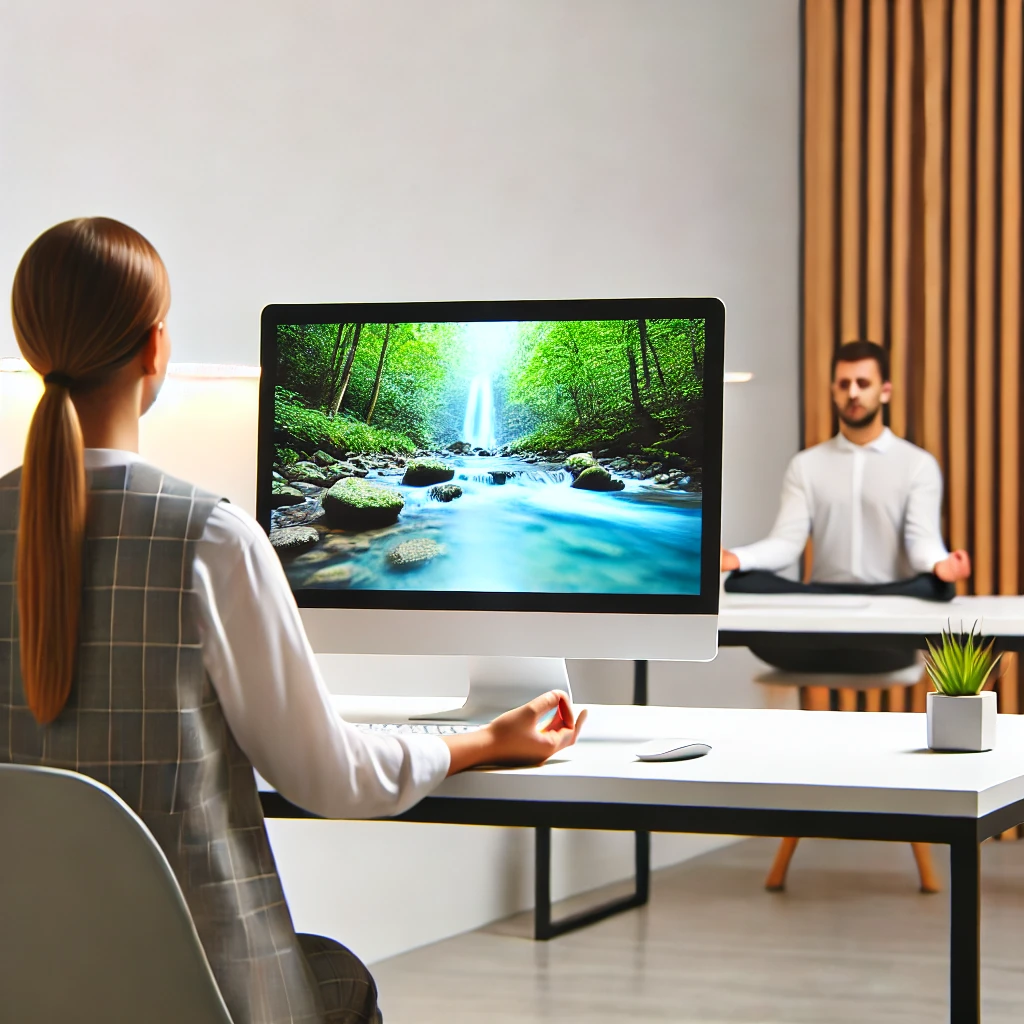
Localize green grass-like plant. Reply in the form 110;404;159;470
275;388;417;457
924;622;1001;696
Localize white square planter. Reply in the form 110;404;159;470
926;691;997;752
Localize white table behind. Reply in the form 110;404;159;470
719;593;1024;637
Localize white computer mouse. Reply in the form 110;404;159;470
635;738;712;762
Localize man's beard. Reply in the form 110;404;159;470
837;403;881;429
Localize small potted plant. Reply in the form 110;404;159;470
925;623;1000;752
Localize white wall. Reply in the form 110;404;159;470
0;0;800;964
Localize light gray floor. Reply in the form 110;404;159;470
372;836;1024;1023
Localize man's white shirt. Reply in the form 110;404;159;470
731;428;949;584
84;449;451;820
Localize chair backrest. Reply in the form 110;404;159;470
0;763;234;1024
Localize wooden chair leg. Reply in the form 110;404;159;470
801;686;830;711
766;837;800;891
837;688;858;712
911;842;941;893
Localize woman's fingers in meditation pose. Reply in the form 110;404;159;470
487;690;587;765
443;690;587;775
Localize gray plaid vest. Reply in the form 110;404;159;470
0;462;326;1024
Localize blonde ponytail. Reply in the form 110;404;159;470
11;218;169;724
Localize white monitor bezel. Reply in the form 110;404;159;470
300;607;718;662
260;297;724;657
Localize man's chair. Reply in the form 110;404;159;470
755;661;941;894
0;763;234;1024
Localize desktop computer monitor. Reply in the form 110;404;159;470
257;298;723;716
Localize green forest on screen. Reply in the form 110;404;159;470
274;318;705;462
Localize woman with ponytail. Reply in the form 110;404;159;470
1;219;584;1024
12;218;171;725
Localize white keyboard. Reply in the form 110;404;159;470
352;722;481;736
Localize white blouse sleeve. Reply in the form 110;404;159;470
190;502;451;819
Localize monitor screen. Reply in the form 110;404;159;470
258;298;723;616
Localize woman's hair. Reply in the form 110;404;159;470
11;217;170;724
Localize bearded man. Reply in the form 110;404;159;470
721;340;971;672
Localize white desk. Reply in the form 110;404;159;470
261;701;1024;1023
718;592;1024;651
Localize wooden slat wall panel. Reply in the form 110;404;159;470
972;0;998;597
803;1;840;448
865;0;890;343
841;0;865;344
999;1;1023;721
801;0;1024;833
888;0;915;439
999;1;1023;601
919;0;948;462
946;0;972;570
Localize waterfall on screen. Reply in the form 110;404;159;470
462;373;496;450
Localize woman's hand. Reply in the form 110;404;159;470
443;690;587;775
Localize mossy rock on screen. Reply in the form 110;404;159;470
387;537;444;570
428;483;463;502
303;563;355;588
571;465;625;492
271;483;306;508
283;461;332;486
322;478;405;530
402;458;455;487
564;452;598;478
270;526;320;557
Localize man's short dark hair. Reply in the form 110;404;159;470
831;340;890;382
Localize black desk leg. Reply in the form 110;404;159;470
633;658;648;705
532;660;652;941
534;827;650;940
949;838;981;1023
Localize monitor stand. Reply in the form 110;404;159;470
410;656;571;725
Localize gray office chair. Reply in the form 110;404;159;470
0;763;234;1024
